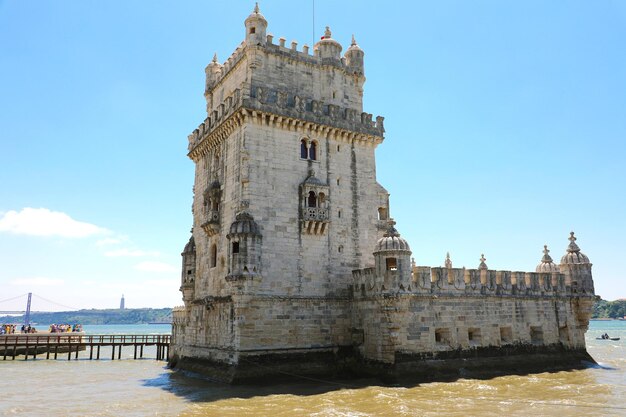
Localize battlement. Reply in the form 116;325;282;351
188;85;384;155
206;30;362;94
352;265;577;298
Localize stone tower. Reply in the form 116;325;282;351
171;5;388;381
171;6;596;384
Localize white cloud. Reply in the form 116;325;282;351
134;261;178;273
0;208;109;238
104;248;160;257
96;237;125;246
11;277;65;286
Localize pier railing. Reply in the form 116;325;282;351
0;334;170;361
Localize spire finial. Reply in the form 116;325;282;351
324;26;332;39
478;254;488;270
351;34;357;46
567;231;581;253
541;244;554;263
254;2;259;14
445;252;452;269
383;218;399;237
212;53;218;63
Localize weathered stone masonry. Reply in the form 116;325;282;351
170;5;596;383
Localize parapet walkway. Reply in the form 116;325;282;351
0;333;170;361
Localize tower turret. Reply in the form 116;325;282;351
180;235;196;305
226;210;262;288
314;26;342;60
244;3;267;46
373;220;412;291
344;35;365;77
559;232;594;294
205;53;223;94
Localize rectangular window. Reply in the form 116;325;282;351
232;242;240;254
468;328;482;346
530;326;543;344
435;328;451;345
500;326;513;344
386;257;397;271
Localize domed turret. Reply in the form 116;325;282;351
344;35;364;76
559;232;594;294
244;3;267;46
228;211;261;237
180;234;196;305
226;211;262;283
182;235;196;254
373;220;412;291
560;232;590;265
205;53;223;94
314;26;342;60
536;245;559;273
375;221;411;252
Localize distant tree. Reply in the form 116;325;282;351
592;299;626;319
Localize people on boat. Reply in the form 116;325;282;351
601;333;610;339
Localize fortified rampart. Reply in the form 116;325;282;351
170;5;596;384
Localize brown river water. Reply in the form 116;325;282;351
1;321;624;417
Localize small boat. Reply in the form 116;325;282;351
596;337;620;341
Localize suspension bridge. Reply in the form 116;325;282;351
0;292;80;325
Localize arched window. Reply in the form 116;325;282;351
309;141;317;161
212;199;219;211
232;241;240;254
307;191;317;208
318;192;326;207
210;244;217;268
386;257;398;271
378;207;388;220
300;139;308;159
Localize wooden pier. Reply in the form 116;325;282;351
0;334;170;361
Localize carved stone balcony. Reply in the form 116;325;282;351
302;207;329;235
201;210;220;236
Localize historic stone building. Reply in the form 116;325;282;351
170;5;596;383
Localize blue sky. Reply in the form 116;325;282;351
1;1;625;310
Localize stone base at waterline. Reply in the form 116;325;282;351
168;344;596;385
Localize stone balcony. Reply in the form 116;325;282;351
201;210;220;236
302;207;329;235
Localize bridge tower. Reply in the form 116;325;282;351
24;292;32;326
